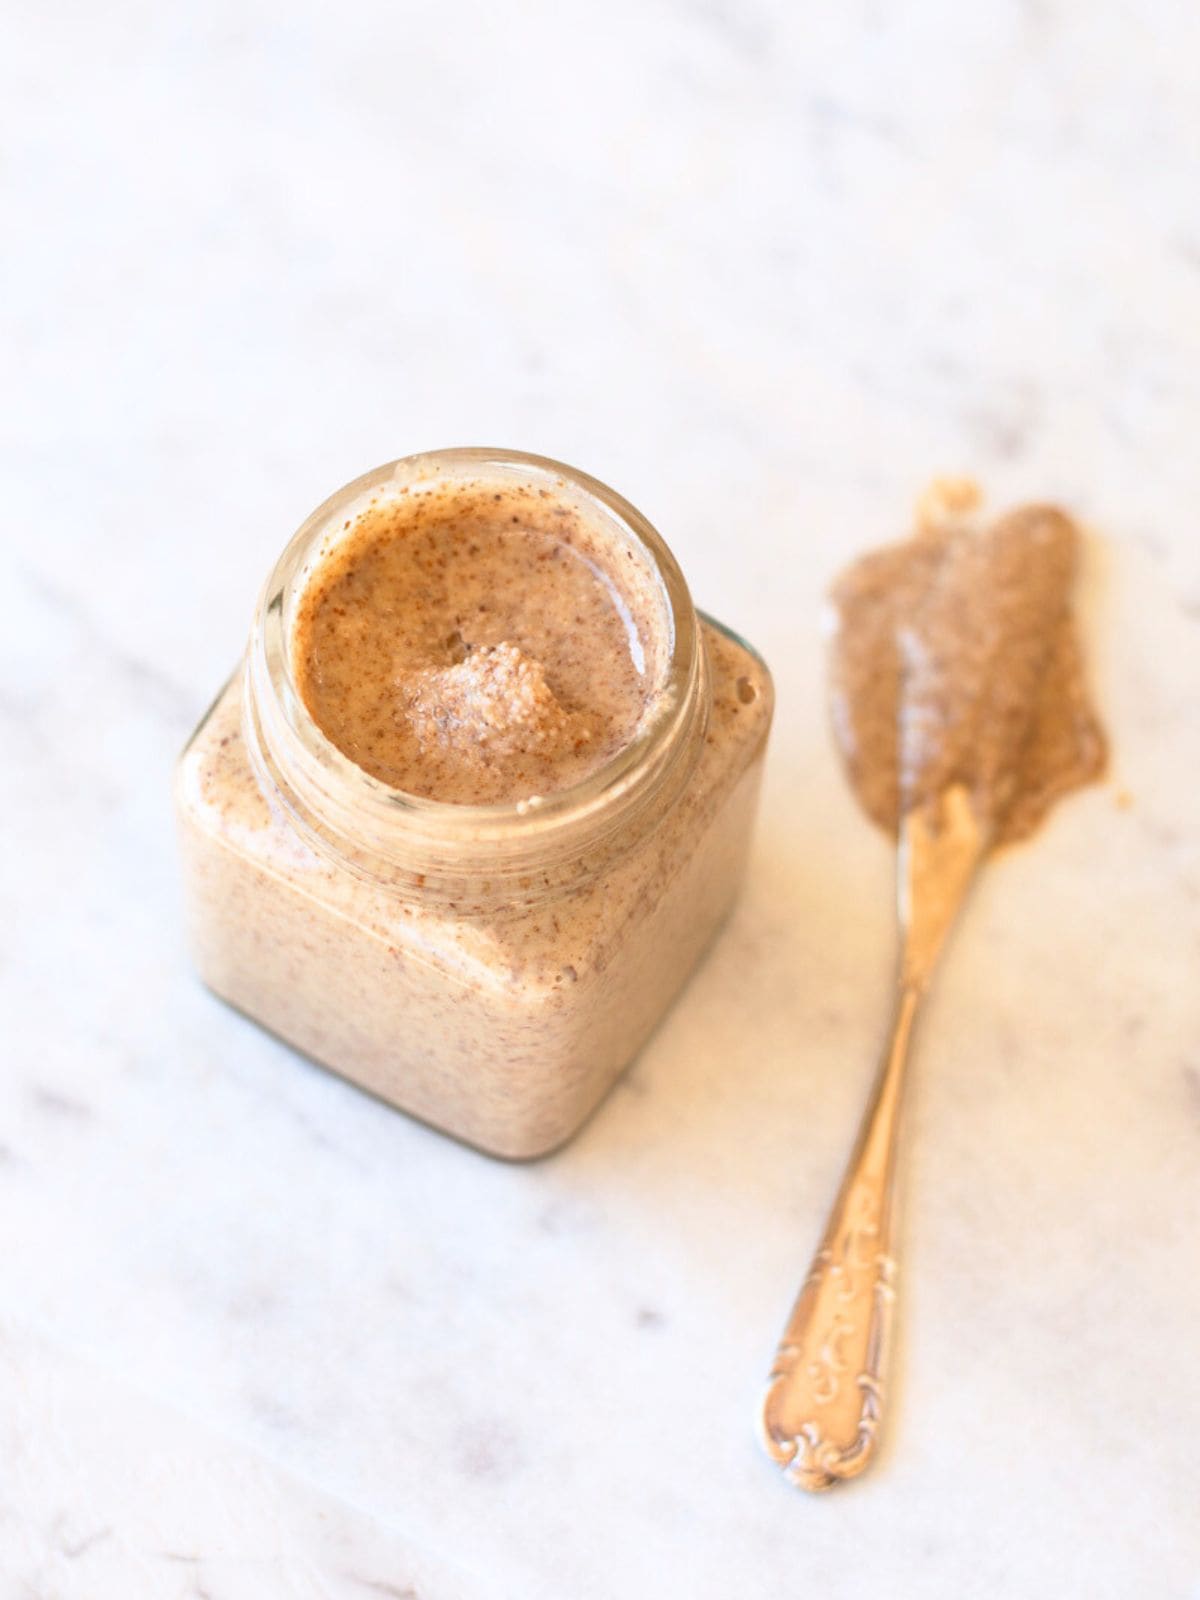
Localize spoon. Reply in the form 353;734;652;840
759;783;985;1491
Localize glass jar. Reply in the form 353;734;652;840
174;449;773;1158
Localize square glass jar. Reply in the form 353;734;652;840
174;450;773;1158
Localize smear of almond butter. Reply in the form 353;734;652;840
828;485;1106;845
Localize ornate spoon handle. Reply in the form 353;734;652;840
759;982;920;1491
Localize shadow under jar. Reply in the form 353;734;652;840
174;449;773;1158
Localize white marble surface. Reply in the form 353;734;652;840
4;2;1200;1595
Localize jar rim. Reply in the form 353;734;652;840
245;448;708;888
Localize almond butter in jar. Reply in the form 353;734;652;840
174;449;773;1158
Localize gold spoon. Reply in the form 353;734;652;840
759;783;985;1491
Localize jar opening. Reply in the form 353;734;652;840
245;449;709;897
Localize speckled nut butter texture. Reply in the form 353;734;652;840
174;452;773;1158
294;481;663;804
827;481;1106;844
